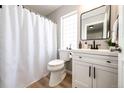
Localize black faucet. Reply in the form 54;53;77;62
93;40;96;49
89;40;101;49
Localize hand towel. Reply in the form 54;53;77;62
112;18;119;44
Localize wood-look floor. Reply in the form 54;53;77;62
27;73;72;88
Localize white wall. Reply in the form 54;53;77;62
47;5;82;51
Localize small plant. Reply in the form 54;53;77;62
106;38;116;46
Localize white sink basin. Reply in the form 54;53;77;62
72;49;118;56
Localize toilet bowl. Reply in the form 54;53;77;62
47;49;70;87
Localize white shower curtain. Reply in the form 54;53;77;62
0;5;57;88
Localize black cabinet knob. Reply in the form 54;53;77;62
106;61;111;63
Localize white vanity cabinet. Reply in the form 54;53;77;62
92;64;118;88
72;49;118;88
73;61;92;88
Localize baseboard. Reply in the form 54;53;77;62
66;69;72;75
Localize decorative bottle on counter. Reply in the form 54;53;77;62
79;41;82;49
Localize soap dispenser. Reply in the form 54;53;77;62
79;41;82;49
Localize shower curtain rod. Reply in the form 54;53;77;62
0;5;25;8
0;5;24;8
0;5;41;16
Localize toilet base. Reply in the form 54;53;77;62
49;68;66;87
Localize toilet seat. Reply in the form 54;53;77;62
48;59;64;66
48;59;65;71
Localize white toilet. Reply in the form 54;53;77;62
47;49;71;87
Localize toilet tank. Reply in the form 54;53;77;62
59;49;71;61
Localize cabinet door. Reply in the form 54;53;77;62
93;65;118;88
73;61;92;88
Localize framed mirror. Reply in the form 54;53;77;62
80;5;111;40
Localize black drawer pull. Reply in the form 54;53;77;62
94;67;95;79
106;61;111;63
89;66;91;77
79;56;82;58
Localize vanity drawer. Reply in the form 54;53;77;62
72;53;118;68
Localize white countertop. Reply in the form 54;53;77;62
72;49;118;57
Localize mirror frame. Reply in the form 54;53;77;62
80;5;111;40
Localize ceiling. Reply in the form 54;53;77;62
24;5;62;16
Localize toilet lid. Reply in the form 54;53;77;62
48;59;64;66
